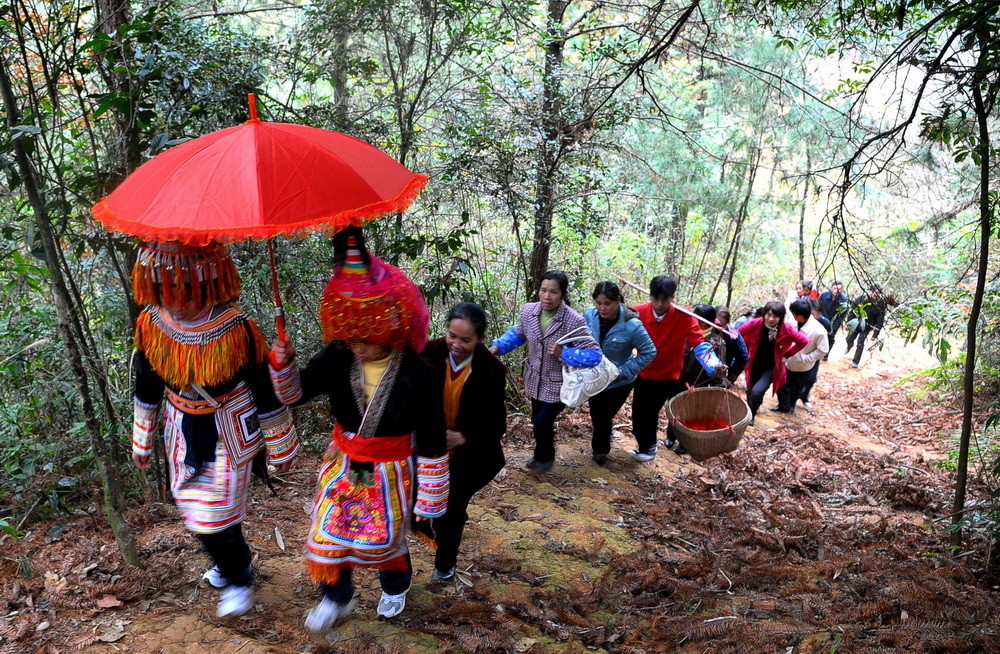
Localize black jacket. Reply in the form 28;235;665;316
422;339;507;493
293;343;447;458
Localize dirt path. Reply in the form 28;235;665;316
3;334;999;653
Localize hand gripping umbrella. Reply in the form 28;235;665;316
92;94;428;345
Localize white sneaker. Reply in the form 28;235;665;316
629;448;656;462
376;588;409;618
202;565;228;588
802;401;813;412
217;585;254;617
304;596;355;634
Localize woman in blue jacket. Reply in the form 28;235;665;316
583;281;656;465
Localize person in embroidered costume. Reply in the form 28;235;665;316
269;227;447;632
419;302;507;583
130;241;299;618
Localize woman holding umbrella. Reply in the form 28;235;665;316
130;242;299;618
269;228;448;632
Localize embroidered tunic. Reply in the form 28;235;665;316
270;344;448;583
132;305;299;534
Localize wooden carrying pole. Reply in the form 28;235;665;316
616;275;723;332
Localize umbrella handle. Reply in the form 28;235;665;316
267;239;288;368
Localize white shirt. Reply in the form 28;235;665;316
785;316;831;372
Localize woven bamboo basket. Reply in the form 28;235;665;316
667;387;751;462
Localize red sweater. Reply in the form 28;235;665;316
635;302;705;381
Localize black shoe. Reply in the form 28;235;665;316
591;453;608;466
748;416;755;426
663;437;676;449
526;457;553;472
769;406;790;413
672;443;687;455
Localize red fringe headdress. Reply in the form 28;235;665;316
319;228;428;352
132;241;241;308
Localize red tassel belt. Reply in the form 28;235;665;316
332;423;413;463
166;387;239;415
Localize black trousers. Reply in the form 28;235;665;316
320;553;412;602
828;315;845;350
746;368;774;417
433;478;487;573
846;327;878;365
197;523;252;587
777;369;810;410
531;398;565;463
631;377;686;453
587;382;635;456
800;360;820;402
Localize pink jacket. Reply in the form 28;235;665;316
737;318;809;393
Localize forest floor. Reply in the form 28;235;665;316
4;334;1000;653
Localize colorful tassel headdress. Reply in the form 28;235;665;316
319;227;429;351
132;241;241;307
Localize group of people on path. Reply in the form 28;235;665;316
127;230;892;634
129;230;506;634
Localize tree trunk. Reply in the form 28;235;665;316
711;147;759;305
666;201;688;281
949;38;994;548
799;150;811;281
526;0;568;300
95;0;142;184
0;60;141;566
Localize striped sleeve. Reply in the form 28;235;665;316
132;399;159;456
260;406;299;464
414;454;449;518
269;362;303;405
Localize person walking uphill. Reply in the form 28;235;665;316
130;242;299;619
268;228;448;633
420;302;507;582
819;281;849;356
844;284;889;369
631;276;726;461
776;299;830;413
583;281;656;465
490;271;602;473
737;301;809;424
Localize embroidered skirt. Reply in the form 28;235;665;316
164;384;262;534
304;434;415;584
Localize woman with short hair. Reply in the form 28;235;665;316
490;271;601;472
737;301;809;425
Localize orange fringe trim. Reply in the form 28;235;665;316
134;311;268;388
305;554;410;586
131;243;241;307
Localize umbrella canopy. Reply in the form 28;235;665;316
92;98;427;246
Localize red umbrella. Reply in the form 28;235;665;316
92;95;428;341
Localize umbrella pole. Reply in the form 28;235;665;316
268;239;287;342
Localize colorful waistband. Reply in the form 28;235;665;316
166;385;243;415
332;423;413;463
